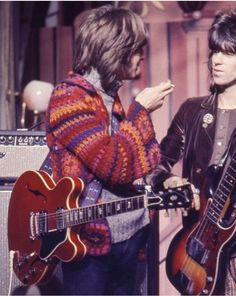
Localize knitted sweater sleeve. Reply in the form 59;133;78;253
47;84;160;184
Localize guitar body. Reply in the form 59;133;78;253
8;170;85;285
166;209;234;295
166;164;236;295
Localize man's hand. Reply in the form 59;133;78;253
163;176;200;211
135;80;174;113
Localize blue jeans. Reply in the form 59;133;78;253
62;228;148;295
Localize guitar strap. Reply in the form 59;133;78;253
39;150;102;206
39;152;52;175
80;179;102;206
78;113;120;255
81;114;120;206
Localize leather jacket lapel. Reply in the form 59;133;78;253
199;93;218;145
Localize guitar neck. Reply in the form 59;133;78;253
207;154;236;224
31;185;191;237
58;194;146;229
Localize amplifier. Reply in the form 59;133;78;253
0;130;49;183
0;187;63;295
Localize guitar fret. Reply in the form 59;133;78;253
98;205;104;219
121;199;126;212
79;209;83;223
72;209;78;224
126;199;132;210
227;168;236;180
210;202;222;214
111;202;116;215
106;203;112;216
220;183;232;194
207;210;218;224
102;204;107;217
133;198;139;210
224;176;234;187
207;211;218;223
87;207;92;221
213;196;224;208
217;188;228;201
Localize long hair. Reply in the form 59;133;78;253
208;10;236;93
73;5;148;92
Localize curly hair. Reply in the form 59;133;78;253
73;5;148;92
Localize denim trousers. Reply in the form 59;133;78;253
62;227;148;295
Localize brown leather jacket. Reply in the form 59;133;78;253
147;93;221;224
148;93;218;190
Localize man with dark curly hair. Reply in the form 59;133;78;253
147;9;236;295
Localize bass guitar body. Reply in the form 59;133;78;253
8;170;86;285
166;162;236;295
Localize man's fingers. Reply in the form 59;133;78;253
191;187;200;211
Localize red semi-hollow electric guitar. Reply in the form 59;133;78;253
8;170;192;286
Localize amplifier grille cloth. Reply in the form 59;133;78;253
0;189;23;295
0;146;49;178
0;189;62;295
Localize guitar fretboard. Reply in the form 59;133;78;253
57;195;146;229
207;154;236;224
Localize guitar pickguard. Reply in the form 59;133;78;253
187;236;209;265
40;230;67;259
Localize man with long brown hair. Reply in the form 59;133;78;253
46;4;174;295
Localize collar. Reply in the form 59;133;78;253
201;92;218;109
83;68;122;98
63;71;97;96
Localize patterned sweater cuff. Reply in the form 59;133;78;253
127;100;156;144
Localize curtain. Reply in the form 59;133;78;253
0;2;16;130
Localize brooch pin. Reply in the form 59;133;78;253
202;113;214;128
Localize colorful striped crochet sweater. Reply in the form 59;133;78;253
46;72;160;253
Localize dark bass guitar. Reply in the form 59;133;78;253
8;170;192;286
166;153;236;295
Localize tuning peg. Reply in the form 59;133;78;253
181;209;188;216
173;209;178;217
164;210;169;217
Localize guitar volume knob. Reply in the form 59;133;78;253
206;276;213;283
29;267;37;276
16;261;24;269
23;275;30;284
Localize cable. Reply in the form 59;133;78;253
8;250;16;296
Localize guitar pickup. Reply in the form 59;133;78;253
29;211;48;239
186;236;209;265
